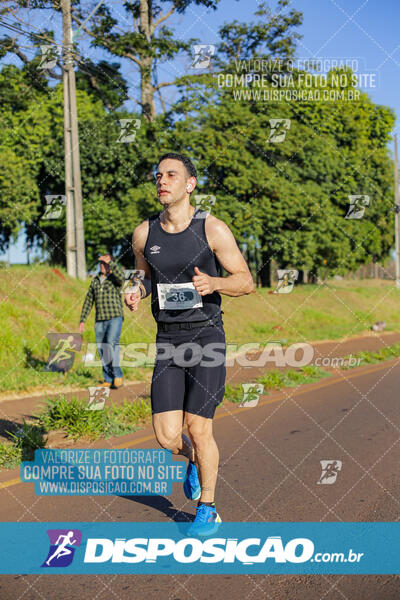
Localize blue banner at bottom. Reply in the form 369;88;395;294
0;522;398;574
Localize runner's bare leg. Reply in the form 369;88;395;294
153;410;195;461
185;413;218;503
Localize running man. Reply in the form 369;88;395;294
125;153;254;534
45;531;77;566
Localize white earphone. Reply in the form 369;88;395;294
187;185;192;192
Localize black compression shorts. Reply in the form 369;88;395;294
150;317;226;419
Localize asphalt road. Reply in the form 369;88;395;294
0;355;399;599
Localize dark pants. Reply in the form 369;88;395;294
94;317;123;383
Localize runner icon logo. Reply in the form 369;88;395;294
117;119;141;143
87;387;110;410
273;269;299;294
239;383;264;407
41;529;82;568
267;119;291;143
42;195;66;220
193;194;216;218
38;44;61;70
317;460;342;485
42;333;82;373
345;195;370;220
191;45;215;69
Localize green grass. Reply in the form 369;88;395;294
224;365;331;403
35;395;152;440
237;280;400;345
342;342;400;369
2;419;47;466
0;396;152;469
258;365;331;388
2;265;400;392
0;443;22;469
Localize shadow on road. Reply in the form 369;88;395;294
119;494;194;522
0;418;22;441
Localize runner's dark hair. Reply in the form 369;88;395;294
157;152;197;179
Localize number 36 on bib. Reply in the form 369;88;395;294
157;282;203;310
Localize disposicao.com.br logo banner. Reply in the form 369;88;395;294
0;522;398;574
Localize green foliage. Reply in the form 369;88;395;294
0;64;49;250
224;365;330;403
2;266;400;392
223;383;244;403
0;265;155;392
0;60;171;266
0;443;22;470
75;60;129;110
217;1;303;63
256;365;330;390
171;64;395;279
5;419;47;461
0;2;396;279
36;395;152;440
342;343;400;369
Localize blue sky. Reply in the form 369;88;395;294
1;0;399;263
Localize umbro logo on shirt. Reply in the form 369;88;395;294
150;245;161;254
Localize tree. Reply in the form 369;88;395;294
69;0;221;120
2;0;395;283
217;0;302;64
170;66;395;284
170;0;306;285
0;61;162;265
0;64;47;250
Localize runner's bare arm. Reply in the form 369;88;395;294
193;216;254;297
125;220;151;311
133;219;151;270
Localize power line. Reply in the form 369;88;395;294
0;17;60;47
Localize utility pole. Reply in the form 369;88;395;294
61;0;86;279
395;134;400;288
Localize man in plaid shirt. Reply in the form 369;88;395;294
79;254;124;389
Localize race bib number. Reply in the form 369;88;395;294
157;282;203;310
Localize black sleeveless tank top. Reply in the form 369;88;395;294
143;208;222;323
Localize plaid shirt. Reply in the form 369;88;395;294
80;260;124;322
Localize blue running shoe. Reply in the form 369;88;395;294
183;460;201;500
188;503;222;537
